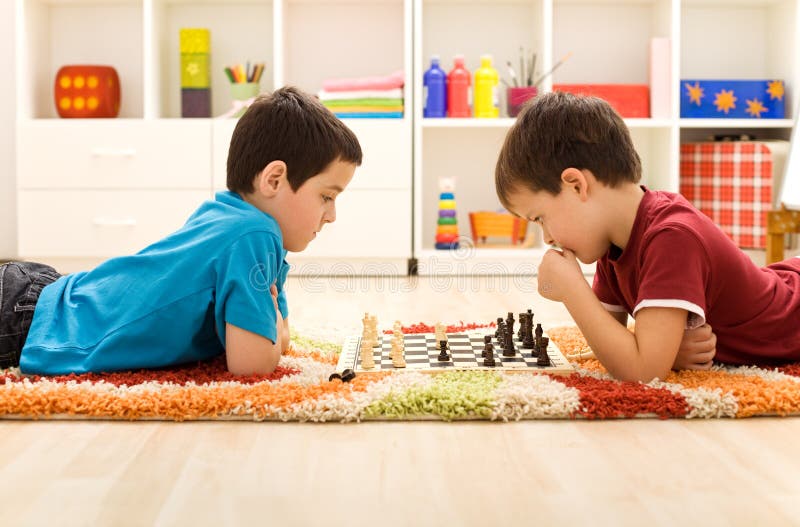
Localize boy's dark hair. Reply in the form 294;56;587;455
227;86;363;194
495;91;641;207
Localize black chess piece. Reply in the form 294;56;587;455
483;342;496;367
329;372;342;381
517;312;526;340
341;368;357;382
537;338;550;366
506;312;515;340
495;318;504;340
535;323;543;342
437;340;450;362
503;329;515;357
521;314;534;349
482;335;492;358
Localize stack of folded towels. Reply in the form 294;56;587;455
319;71;404;118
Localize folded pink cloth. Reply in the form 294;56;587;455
322;71;405;92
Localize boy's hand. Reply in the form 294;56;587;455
270;284;289;354
537;248;585;302
673;323;716;370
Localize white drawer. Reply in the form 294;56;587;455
293;189;411;259
212;119;411;191
18;120;212;189
18;190;211;258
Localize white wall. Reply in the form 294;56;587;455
0;1;16;259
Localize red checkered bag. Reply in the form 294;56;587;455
679;142;773;249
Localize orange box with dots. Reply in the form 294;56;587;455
54;65;121;118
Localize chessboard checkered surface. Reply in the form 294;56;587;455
337;332;574;375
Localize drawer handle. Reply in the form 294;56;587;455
92;217;137;227
90;147;137;158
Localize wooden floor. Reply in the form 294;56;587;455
2;275;799;526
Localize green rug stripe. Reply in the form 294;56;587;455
364;370;503;420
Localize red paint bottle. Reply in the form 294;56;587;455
447;55;471;117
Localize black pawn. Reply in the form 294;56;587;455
341;368;357;382
482;335;492;358
483;342;496;367
329;372;342;382
437;340;450;362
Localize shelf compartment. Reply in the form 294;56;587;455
17;0;145;119
680;0;796;119
419;0;544;119
282;0;407;96
552;0;673;87
148;0;274;119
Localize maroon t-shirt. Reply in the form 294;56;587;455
593;188;800;365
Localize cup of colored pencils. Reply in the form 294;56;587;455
224;62;265;117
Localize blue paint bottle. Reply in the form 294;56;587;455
423;55;447;118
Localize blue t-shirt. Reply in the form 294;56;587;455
20;191;290;375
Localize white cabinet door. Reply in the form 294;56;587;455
18;190;209;258
18;120;212;189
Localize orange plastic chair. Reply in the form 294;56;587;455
468;211;528;246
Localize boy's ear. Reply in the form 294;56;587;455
560;168;589;200
255;160;288;196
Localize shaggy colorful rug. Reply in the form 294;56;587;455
2;324;799;421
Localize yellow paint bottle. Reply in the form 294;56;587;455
474;54;499;118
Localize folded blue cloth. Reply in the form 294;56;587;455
333;112;404;118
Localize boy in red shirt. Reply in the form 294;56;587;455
495;92;800;382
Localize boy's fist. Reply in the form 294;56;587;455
673;323;716;370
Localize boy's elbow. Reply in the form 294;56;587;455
225;323;282;375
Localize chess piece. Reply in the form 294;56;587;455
517;312;526;340
495;317;504;340
535;323;543;342
483;342;496;367
482;335;492;357
537;349;550;366
360;338;375;369
391;335;406;368
536;337;550;366
522;315;535;349
503;329;515;357
341;368;357;382
437;340;450;362
506;312;515;340
329;372;342;381
435;322;447;344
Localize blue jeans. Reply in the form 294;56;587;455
0;262;61;368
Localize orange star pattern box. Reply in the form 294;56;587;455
680;80;785;118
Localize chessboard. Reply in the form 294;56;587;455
336;331;574;376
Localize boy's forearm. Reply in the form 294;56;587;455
561;281;663;382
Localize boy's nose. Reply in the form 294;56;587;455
325;206;336;223
541;226;554;245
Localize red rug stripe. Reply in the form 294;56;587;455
558;374;689;419
2;356;299;387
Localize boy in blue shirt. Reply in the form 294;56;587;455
0;86;362;376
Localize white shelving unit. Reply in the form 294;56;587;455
15;0;412;274
12;0;800;276
412;0;799;275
